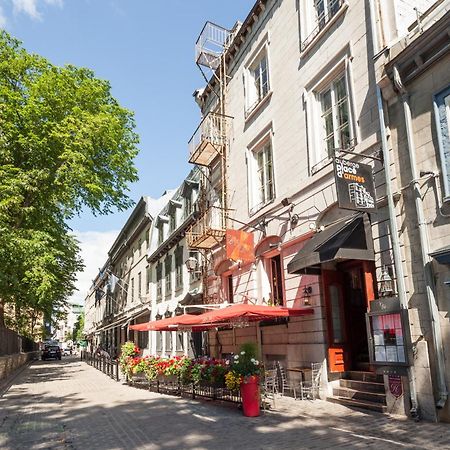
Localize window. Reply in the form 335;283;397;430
248;138;275;213
138;239;142;258
176;332;184;352
158;224;164;245
156;263;163;300
169;212;176;233
314;0;341;31
189;251;201;283
131;278;135;302
434;86;450;200
138;272;142;300
184;193;192;218
175;246;183;290
226;275;234;303
146;265;150;295
165;256;172;296
300;0;346;52
319;75;351;157
166;332;172;354
146;229;150;249
156;331;162;352
245;41;270;116
270;255;284;306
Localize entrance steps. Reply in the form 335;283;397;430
327;371;387;413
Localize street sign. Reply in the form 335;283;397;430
334;157;377;212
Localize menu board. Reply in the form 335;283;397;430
369;313;406;364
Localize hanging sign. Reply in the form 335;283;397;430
388;374;403;398
226;229;255;264
334;157;377;212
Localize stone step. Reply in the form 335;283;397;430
340;379;385;393
333;387;386;404
344;371;383;383
327;396;387;413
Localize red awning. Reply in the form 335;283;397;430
130;304;314;332
191;303;314;325
129;313;204;332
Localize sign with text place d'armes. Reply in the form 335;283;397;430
334;157;377;212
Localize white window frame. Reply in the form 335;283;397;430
299;0;348;54
189;251;202;284
246;129;276;215
433;87;450;201
156;263;163;300
244;35;271;117
305;53;357;174
165;255;172;297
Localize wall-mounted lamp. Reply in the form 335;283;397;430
303;285;313;305
379;266;394;297
185;257;199;273
281;197;291;207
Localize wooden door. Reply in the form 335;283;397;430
322;269;348;372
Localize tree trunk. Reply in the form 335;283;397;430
0;299;5;328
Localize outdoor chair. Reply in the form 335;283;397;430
299;362;322;400
261;368;278;411
276;362;297;399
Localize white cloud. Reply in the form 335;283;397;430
11;0;63;21
0;5;7;27
70;230;119;306
12;0;42;20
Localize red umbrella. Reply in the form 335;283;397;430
129;313;206;332
188;303;314;325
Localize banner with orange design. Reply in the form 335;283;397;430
226;229;255;264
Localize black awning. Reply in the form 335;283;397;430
287;213;374;274
430;245;450;264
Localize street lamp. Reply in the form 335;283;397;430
379;266;394;297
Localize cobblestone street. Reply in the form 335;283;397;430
0;358;449;450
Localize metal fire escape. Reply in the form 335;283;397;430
187;21;235;250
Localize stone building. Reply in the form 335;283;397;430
376;4;450;422
185;0;449;420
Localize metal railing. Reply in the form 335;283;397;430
0;328;38;356
81;351;120;381
188;112;232;165
195;21;232;69
186;205;227;248
128;374;242;404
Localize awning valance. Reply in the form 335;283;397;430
287;213;374;275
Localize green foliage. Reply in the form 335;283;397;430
229;342;261;378
72;312;85;342
0;30;139;332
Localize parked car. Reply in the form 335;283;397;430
61;347;71;356
41;345;62;361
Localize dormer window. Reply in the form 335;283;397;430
156;215;169;245
181;179;199;219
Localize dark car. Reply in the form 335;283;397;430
41;345;62;361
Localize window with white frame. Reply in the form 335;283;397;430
165;255;172;296
434;86;450;200
156;263;163;300
138;272;142;300
245;45;270;115
306;62;355;171
175;246;183;290
319;75;351;157
131;277;135;302
138;239;142;257
158;224;164;246
146;265;150;295
300;0;346;52
189;251;201;283
247;137;275;213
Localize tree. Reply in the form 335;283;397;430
0;31;139;332
73;312;85;343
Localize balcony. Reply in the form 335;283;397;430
188;112;232;167
195;21;233;70
186;206;227;249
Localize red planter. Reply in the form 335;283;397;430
240;375;260;417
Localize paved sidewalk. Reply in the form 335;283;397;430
0;358;448;450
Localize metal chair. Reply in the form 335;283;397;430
299;362;322;400
261;368;278;411
276;362;297;399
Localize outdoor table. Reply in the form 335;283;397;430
287;366;312;382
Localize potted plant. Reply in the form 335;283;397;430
225;342;262;417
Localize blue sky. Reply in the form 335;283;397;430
1;0;255;303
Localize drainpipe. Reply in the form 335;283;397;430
376;85;420;418
392;66;448;410
368;0;420;418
